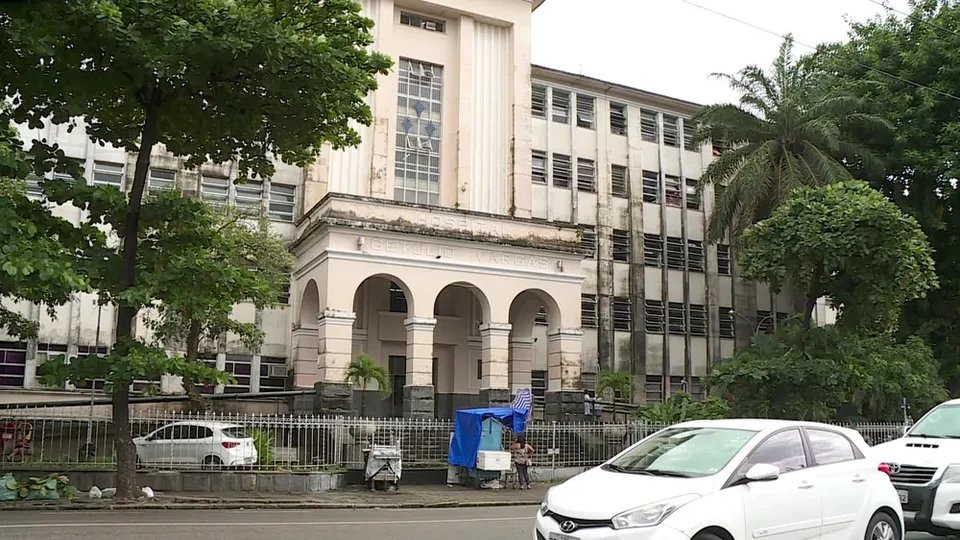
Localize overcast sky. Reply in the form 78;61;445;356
531;0;912;105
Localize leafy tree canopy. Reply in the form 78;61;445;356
706;321;947;423
815;0;960;390
635;392;730;424
693;35;891;244
739;180;937;330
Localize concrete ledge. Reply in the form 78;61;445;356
2;469;346;494
0;498;542;511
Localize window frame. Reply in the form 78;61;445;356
643;234;663;267
532;85;547;119
268;182;296;222
688;240;704;272
719;307;735;339
577;158;596;192
689;304;707;336
685;178;701;210
717;245;732;276
610;103;628;136
552;90;571;124
640;111;658;142
642;170;660;203
581;226;597;259
665;175;682;207
612;229;631;263
612;297;631;331
576;94;595;129
724;427;810;488
532;150;547;185
644;299;665;333
582;294;598;329
804;427;863;466
611;164;628;198
552;153;572;188
662;115;679;147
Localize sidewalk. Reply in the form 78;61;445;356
0;483;549;511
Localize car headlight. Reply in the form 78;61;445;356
611;494;701;530
942;465;960;483
540;488;552;515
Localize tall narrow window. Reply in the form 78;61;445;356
644;300;665;333
665;175;682;207
610;103;627;136
688;240;704;272
268;183;296;222
689;304;707;336
532;85;547;119
581;226;597;259
553;153;572;188
663;115;679;147
389;282;408;313
640;111;658;142
666;237;685;270
148;168;176;193
576;95;595;129
683;120;698;151
395;59;443;206
582;295;598;328
25;174;42;198
719;307;735;338
612;229;630;263
235;180;263;213
611;165;628;198
577;158;596;192
686;178;701;210
532;151;547;185
717;245;732;275
668;302;686;334
613;298;631;331
552;90;570;124
642;170;660;203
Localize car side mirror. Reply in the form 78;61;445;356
745;463;780;482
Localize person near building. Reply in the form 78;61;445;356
510;434;534;490
6;423;31;461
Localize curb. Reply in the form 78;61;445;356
0;498;542;511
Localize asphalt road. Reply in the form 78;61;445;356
0;506;942;540
0;506;537;540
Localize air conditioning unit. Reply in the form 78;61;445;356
267;364;288;378
424;21;438;31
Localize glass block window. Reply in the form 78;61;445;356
92;161;124;190
148;168;176;193
269;183;296;222
201;175;229;204
395;59;443;206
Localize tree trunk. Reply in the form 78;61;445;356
181;319;208;410
802;266;824;329
112;102;160;500
359;380;366;417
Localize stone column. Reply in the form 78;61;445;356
314;310;356;415
403;317;436;418
508;337;535;394
291;324;319;388
479;323;512;407
545;328;585;421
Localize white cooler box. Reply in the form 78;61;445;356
476;450;511;471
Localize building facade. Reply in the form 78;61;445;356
1;0;833;417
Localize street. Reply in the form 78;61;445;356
0;506;943;540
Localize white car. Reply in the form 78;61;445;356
134;421;258;468
872;399;960;535
535;419;902;540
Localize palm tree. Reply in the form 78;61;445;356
345;355;392;417
597;370;635;421
693;35;891;245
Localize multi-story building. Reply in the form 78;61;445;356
1;0;833;417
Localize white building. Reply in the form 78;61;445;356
0;0;833;418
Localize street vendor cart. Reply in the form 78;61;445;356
447;407;527;489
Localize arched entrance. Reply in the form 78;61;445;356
349;274;413;417
432;282;491;418
291;279;322;388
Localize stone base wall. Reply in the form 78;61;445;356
6;470;347;494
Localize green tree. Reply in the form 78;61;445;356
345;355;392;418
692;35;890;244
0;124;92;340
1;0;390;498
816;0;960;391
739;181;937;329
597;370;635;420
706;322;947;422
636;392;729;424
142;196;294;404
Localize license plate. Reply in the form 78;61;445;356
898;490;908;504
549;534;578;540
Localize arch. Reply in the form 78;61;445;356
508;288;562;335
432;281;491;324
298;279;321;327
351;273;416;317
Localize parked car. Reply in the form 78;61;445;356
872;399;960;536
535;419;902;540
133;421;257;469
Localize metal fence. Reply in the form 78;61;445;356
0;409;910;472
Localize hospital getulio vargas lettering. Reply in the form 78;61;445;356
416;215;503;238
368;238;551;270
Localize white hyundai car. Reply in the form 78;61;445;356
535;419;903;540
134;421;258;469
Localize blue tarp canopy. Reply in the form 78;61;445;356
447;407;528;468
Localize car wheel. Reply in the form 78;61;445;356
865;511;899;540
202;455;223;470
693;531;725;540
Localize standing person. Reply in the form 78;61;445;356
510;434;534;490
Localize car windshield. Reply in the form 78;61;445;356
221;427;249;439
908;404;960;438
604;427;757;478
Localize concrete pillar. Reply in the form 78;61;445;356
291;324;318;388
508;337;535;394
545;328;585;421
250;354;262;393
403;317;436;418
479;323;512;407
314;309;356;415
